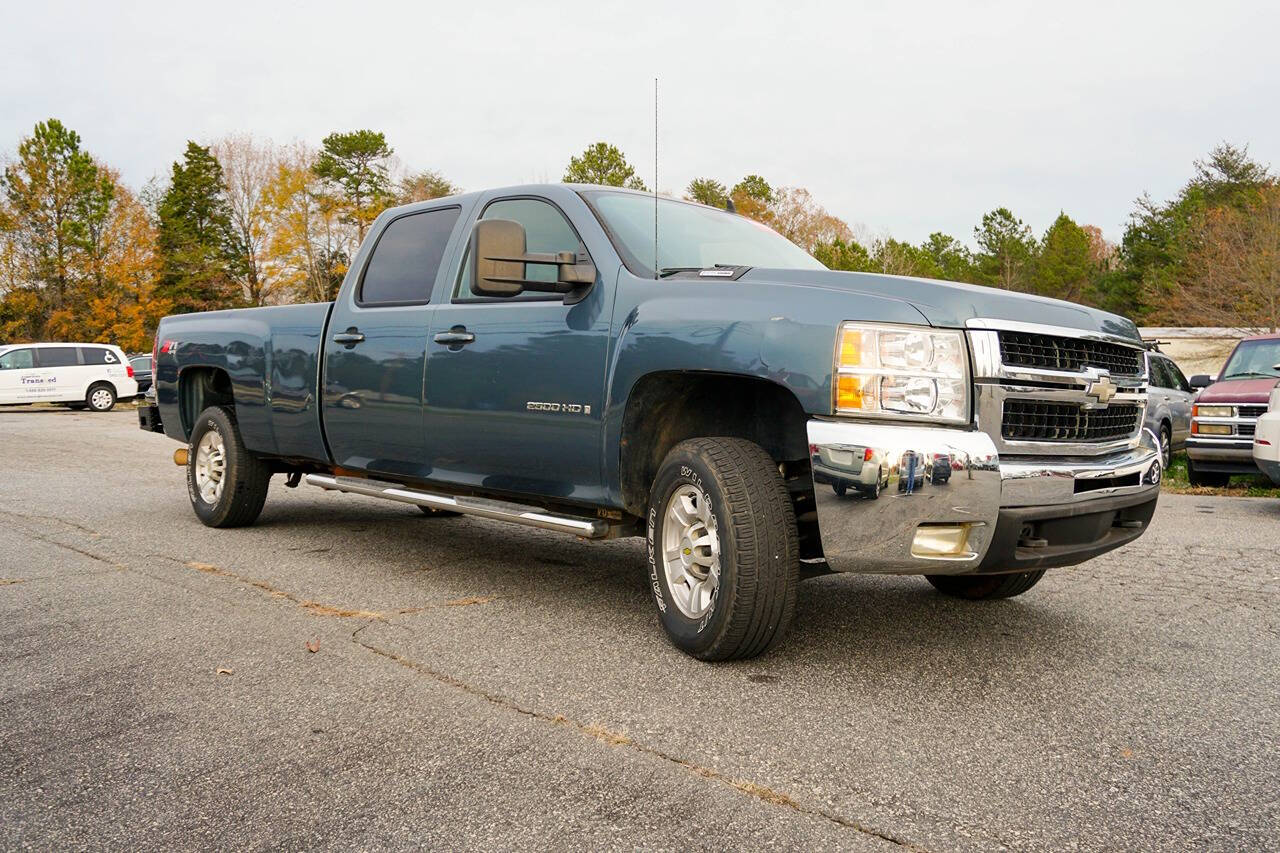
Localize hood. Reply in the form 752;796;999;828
1197;377;1280;404
742;269;1142;342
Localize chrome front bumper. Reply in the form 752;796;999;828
807;418;1161;575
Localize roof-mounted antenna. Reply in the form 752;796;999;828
653;76;659;279
725;197;736;214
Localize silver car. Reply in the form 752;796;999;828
1144;351;1194;466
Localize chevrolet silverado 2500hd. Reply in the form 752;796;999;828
139;184;1162;660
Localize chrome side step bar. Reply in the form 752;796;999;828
304;474;613;539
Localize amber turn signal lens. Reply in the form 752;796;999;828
836;375;863;411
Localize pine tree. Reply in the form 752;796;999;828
157;142;240;314
313;130;394;241
1032;213;1094;302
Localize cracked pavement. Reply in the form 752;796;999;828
2;408;1278;850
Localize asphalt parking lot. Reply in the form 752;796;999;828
2;407;1277;851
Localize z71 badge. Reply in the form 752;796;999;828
526;401;591;415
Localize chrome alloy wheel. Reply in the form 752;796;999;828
194;430;227;505
90;388;113;410
661;485;721;619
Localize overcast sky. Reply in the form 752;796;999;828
3;0;1276;246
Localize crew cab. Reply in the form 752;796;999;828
0;342;137;411
1186;332;1280;486
139;184;1161;660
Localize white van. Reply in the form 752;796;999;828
0;342;139;411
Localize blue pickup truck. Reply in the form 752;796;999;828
140;184;1162;660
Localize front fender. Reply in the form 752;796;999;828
602;275;932;502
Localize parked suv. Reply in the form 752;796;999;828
1143;350;1194;467
0;342;138;411
1186;333;1280;486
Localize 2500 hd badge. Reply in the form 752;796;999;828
139;183;1161;661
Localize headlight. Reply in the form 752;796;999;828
1193;404;1233;418
833;323;969;423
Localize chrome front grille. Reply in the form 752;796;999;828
1238;405;1268;420
1002;401;1142;442
997;331;1144;376
968;320;1148;457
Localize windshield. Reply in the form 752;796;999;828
582;190;826;278
1220;339;1280;380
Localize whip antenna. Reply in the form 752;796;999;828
654;76;659;279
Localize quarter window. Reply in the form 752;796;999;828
454;198;584;300
359;207;460;305
0;349;35;370
37;347;79;367
80;346;119;364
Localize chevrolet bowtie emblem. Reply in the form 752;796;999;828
1085;374;1118;405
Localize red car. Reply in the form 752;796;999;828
1186;332;1280;486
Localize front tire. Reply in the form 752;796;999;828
646;438;799;661
1159;423;1172;469
187;406;271;528
86;383;116;412
926;570;1045;600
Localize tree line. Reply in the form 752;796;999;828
2;122;1277;353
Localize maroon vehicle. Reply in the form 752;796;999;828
1186;332;1280;486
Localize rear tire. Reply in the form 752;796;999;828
187;406;271;528
1186;457;1230;488
832;482;847;497
866;470;882;500
646;437;798;661
86;383;116;412
926;570;1045;600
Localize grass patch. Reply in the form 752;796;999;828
1162;452;1280;497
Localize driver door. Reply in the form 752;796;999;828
422;195;612;504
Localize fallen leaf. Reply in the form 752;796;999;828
216;667;233;676
305;637;320;653
1121;748;1134;759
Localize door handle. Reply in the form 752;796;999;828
332;328;365;347
434;326;476;347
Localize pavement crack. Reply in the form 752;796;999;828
6;525;126;570
183;561;388;619
350;628;922;850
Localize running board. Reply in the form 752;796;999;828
304;474;613;539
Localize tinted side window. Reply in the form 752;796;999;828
130;356;151;371
455;198;584;300
38;347;80;367
1147;357;1166;388
80;346;119;365
359;207;460;305
1165;359;1190;392
0;349;35;370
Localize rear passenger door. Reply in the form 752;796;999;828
34;345;82;402
322;205;464;479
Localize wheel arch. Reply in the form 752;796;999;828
617;370;819;556
176;366;235;440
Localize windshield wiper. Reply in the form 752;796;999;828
658;267;706;278
657;264;749;280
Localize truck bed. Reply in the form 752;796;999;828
157;302;333;462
